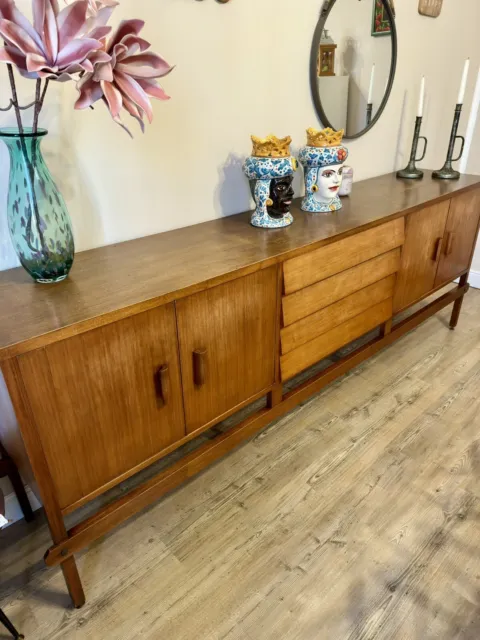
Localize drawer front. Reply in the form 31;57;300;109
283;218;404;295
281;275;396;355
281;299;392;381
283;249;401;327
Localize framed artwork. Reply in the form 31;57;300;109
418;0;443;17
372;0;395;37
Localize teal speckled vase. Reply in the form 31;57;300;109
1;128;74;283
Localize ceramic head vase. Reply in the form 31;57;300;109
243;135;297;228
299;128;349;213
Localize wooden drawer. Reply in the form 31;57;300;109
281;299;392;381
283;249;401;327
283;218;404;295
281;275;395;355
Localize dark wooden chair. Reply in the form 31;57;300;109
1;440;32;639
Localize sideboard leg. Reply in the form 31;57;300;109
450;274;468;330
268;385;283;409
61;557;85;609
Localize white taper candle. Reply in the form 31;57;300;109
460;67;480;174
367;64;376;104
417;76;425;118
457;58;470;104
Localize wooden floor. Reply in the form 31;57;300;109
1;290;480;640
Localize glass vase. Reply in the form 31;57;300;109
0;128;75;283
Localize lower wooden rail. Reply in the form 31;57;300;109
44;282;469;568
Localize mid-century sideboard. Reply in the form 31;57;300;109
1;171;479;608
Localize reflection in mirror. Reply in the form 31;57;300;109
312;0;397;139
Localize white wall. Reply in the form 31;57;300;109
1;0;480;510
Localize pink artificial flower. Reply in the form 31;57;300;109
0;0;107;81
75;19;172;135
85;0;118;19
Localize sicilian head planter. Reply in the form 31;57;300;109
299;127;349;213
0;0;173;283
243;134;297;228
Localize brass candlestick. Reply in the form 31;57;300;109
397;116;428;179
366;103;373;126
432;104;465;180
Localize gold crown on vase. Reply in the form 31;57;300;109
307;127;344;148
251;134;292;158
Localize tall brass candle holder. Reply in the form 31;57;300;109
397;116;428;179
432;104;466;180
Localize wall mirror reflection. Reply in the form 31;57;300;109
311;0;397;139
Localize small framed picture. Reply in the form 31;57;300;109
372;0;395;37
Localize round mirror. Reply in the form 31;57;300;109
310;0;397;140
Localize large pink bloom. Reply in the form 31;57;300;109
75;19;172;135
0;0;108;81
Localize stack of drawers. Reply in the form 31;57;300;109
280;218;405;381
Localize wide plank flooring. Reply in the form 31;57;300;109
1;290;480;640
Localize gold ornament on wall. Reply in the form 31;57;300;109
418;0;443;17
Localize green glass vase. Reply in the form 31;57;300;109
0;128;75;283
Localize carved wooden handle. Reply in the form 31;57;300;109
445;232;455;256
155;365;169;407
193;349;207;386
433;237;443;262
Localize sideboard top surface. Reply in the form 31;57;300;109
1;170;479;359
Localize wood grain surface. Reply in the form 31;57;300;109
281;275;396;355
2;289;479;639
0;172;478;360
283;218;404;295
176;268;277;434
281;299;393;380
282;249;400;326
435;189;480;287
393;201;450;312
17;305;186;511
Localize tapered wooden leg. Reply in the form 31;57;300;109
61;557;85;609
450;275;469;330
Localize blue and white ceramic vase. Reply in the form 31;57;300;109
299;128;349;213
243;135;297;228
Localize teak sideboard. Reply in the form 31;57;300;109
1;171;479;608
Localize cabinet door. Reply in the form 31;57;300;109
18;305;185;512
176;268;277;434
393;202;450;312
435;190;480;286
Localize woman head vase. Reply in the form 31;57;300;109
299;128;349;213
243;135;297;228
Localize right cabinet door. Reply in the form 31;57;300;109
176;268;277;435
394;201;450;312
435;190;480;287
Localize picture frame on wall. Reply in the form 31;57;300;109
372;0;395;37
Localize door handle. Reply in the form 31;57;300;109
193;349;207;386
432;237;443;262
445;232;455;256
155;364;169;407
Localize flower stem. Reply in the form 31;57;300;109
6;67;47;254
32;79;42;134
6;64;24;135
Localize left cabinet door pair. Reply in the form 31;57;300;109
18;267;277;513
